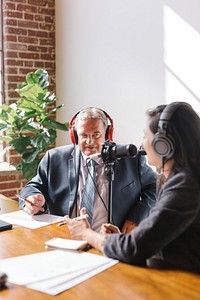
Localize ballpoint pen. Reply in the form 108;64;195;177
15;194;45;213
57;215;88;227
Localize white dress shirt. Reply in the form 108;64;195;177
72;154;109;232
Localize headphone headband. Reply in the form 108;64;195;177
69;107;114;144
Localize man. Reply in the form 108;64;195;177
19;107;156;232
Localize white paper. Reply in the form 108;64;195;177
0;210;63;229
45;237;88;250
0;250;118;295
28;260;117;295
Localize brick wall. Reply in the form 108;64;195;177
0;0;55;198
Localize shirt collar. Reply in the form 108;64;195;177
81;152;103;166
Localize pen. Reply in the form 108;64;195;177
57;215;88;227
15;194;45;213
57;221;66;227
74;214;88;221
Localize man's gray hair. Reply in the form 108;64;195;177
74;107;108;129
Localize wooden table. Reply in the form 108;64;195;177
0;194;200;300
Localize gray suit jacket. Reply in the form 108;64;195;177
19;145;156;229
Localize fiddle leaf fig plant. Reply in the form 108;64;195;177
0;69;68;180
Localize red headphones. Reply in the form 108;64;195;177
69;108;114;144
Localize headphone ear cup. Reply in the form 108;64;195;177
69;127;78;144
69;112;79;144
152;131;175;160
106;125;114;140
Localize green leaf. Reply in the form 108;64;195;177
17;98;44;114
43;92;57;104
35;69;49;89
0;105;17;124
31;129;56;151
0;135;13;142
0;123;8;130
20;159;41;180
11;136;31;154
16;84;45;101
47;104;64;115
22;148;39;163
20;123;41;134
43;119;69;131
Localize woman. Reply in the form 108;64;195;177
65;101;200;273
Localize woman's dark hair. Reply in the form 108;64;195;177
146;102;200;184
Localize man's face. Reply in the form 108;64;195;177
76;119;106;156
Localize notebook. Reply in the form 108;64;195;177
45;238;88;251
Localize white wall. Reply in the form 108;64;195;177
55;0;200;147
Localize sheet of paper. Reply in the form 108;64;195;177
0;210;63;229
28;259;118;295
45;237;88;250
0;249;118;295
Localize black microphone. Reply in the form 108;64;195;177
108;144;138;159
89;143;137;161
138;145;146;156
89;143;146;160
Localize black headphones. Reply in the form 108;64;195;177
69;107;114;144
152;101;190;160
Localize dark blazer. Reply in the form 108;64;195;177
19;145;156;229
103;170;200;273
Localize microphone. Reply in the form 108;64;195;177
89;143;143;161
138;145;147;156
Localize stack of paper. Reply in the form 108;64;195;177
0;250;118;295
0;210;63;229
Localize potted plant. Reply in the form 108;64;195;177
0;69;68;180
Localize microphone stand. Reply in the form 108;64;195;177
104;160;116;224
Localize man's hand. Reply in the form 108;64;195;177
23;193;45;215
121;220;137;233
64;212;89;240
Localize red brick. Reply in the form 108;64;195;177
38;7;54;16
4;11;23;19
4;67;18;74
35;15;45;22
18;36;39;44
3;3;16;10
28;0;49;6
24;13;34;21
5;59;24;66
6;27;27;35
4;35;17;42
28;29;48;38
17;4;37;13
24;61;34;67
18;20;39;29
19;52;40;59
34;61;44;68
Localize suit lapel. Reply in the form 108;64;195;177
68;145;81;215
